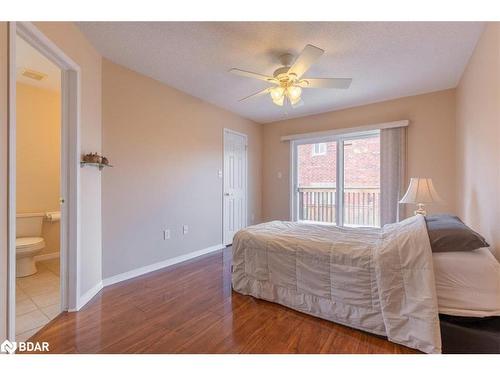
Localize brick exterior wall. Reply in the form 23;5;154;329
297;136;380;188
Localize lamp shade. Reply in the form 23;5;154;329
399;178;442;204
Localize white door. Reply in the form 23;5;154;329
223;129;247;245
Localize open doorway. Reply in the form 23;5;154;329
7;22;80;342
14;35;62;341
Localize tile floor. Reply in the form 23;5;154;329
16;258;61;342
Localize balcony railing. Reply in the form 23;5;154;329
298;187;380;227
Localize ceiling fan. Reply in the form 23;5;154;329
230;44;352;108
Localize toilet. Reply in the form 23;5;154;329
16;213;46;278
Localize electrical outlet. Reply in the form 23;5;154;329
183;225;188;235
163;229;170;240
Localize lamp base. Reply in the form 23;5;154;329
414;203;426;216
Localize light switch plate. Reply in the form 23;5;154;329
163;229;170;240
183;225;188;234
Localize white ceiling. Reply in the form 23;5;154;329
16;35;61;92
77;22;484;124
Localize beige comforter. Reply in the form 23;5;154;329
232;215;441;353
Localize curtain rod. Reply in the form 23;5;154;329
280;120;409;142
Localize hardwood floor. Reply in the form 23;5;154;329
29;247;417;354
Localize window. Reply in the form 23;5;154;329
293;131;381;227
311;142;327;156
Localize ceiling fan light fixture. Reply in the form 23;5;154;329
231;43;352;108
270;86;285;101
289;95;302;106
287;86;302;101
272;95;285;106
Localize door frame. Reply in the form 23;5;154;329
222;128;248;246
290;129;380;225
7;22;81;340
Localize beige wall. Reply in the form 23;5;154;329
16;83;60;256
33;22;103;295
101;59;263;279
456;23;500;257
262;89;457;221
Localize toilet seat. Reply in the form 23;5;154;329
16;237;45;253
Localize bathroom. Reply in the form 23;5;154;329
15;35;62;342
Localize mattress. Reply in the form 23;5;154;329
433;248;500;317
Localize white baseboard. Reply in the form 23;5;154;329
102;243;224;287
34;252;60;262
71;281;103;311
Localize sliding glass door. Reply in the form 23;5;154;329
296;141;338;224
292;131;381;227
343;135;381;227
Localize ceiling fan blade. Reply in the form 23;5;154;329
299;78;352;89
288;44;324;79
238;87;271;102
229;68;277;83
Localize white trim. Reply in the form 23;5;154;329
34;252;60;262
223;128;248;140
281;120;409;142
289;141;296;221
7;22;17;342
71;281;103;312
103;244;224;287
15;22;79;71
7;22;82;340
222;128;248;246
337;139;344;225
63;68;81;312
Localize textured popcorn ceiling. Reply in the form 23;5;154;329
77;22;484;124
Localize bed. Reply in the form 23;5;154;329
232;214;500;354
433;248;500;317
232;215;442;353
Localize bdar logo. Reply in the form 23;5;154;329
1;339;17;354
1;339;49;354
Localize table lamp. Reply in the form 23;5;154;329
399;178;442;216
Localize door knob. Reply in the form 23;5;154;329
224;192;233;196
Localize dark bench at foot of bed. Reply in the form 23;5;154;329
440;314;500;354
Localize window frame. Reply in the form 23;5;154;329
311;142;327;156
290;129;380;227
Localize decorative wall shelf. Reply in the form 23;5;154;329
81;152;113;171
80;162;113;171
